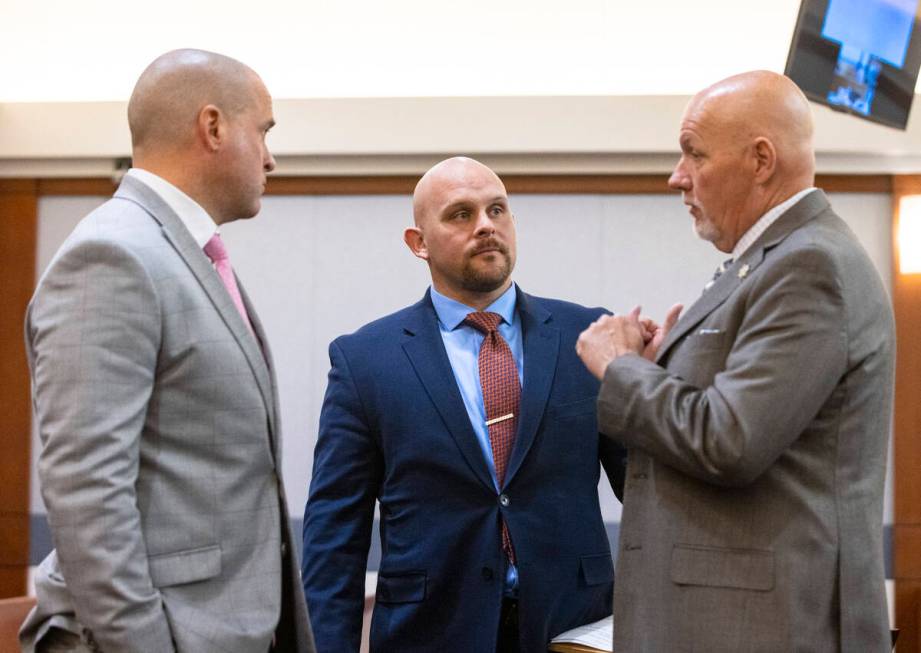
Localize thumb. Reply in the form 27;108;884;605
628;305;642;322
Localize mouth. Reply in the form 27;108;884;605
469;241;507;258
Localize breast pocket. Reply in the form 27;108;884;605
669;332;733;387
549;397;597;422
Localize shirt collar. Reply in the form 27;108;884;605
732;187;817;260
430;284;518;331
126;168;219;249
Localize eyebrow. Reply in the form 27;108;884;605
441;196;508;214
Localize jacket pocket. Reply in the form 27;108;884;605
580;553;614;586
148;545;222;588
549;397;597;421
376;572;427;604
670;544;774;591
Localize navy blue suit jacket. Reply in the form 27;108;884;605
302;287;625;652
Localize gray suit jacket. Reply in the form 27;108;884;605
598;191;894;652
20;176;315;653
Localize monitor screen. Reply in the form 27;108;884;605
786;0;921;129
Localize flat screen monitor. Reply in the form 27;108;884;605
785;0;921;129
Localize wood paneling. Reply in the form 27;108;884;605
0;180;36;597
892;175;921;652
25;174;894;197
38;178;115;196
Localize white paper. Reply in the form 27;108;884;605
549;615;614;650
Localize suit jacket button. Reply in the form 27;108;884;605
499;494;510;507
482;567;494;581
281;541;288;557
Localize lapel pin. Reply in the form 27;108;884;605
737;264;750;279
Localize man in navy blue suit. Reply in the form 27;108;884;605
302;157;625;652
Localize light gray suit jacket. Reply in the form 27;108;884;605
599;191;894;652
20;176;315;653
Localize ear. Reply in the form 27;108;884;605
752;137;776;183
197;104;223;152
403;226;429;261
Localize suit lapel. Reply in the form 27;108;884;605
237;280;280;459
656;189;831;363
401;293;496;491
114;176;277;447
504;289;558;487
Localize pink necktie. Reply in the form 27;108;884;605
464;311;519;565
204;233;253;333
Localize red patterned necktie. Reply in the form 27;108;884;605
464;311;519;564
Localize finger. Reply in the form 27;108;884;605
592;314;613;328
628;305;642;322
664;303;683;330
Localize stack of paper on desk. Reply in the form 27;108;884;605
547;615;613;652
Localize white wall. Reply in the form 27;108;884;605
30;191;894;526
3;1;806;102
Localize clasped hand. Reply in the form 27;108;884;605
576;304;682;380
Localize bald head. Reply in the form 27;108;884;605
128;49;262;152
412;157;508;227
668;71;818;252
405;157;516;309
687;70;815;187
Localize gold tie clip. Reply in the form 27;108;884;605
485;413;515;426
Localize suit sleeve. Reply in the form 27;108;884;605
599;436;627;501
302;340;383;653
597;245;848;487
28;240;175;652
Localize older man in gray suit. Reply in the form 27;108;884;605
577;71;894;652
20;50;315;653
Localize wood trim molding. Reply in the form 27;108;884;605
26;173;895;197
891;175;921;651
0;181;36;597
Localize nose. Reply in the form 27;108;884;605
264;146;276;173
668;158;689;191
473;209;495;236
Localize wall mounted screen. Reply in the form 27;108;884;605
786;0;921;129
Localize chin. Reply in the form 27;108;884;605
462;268;512;294
693;221;721;246
239;201;262;220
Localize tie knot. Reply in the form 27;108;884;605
203;233;228;263
464;311;503;334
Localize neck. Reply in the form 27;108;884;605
433;279;512;311
133;155;228;224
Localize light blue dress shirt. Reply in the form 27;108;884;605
430;284;524;595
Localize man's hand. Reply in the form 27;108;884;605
577;304;684;380
641;303;683;361
577;307;646;380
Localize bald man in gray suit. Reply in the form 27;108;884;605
578;71;894;652
20;50;315;653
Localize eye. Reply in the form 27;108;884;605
490;205;505;216
451;210;470;221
